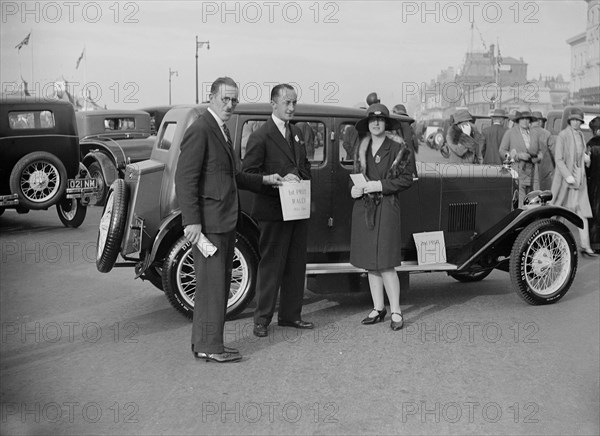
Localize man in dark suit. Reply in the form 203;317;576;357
175;77;282;362
481;108;508;164
242;84;314;337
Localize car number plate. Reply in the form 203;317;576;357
68;178;97;190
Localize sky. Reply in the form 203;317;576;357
0;0;592;110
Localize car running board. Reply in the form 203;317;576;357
306;261;458;275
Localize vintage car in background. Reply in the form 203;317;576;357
546;105;600;141
95;103;583;320
77;110;155;205
139;106;175;135
426;114;492;159
0;97;96;227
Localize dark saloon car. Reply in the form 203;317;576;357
0;97;96;227
77;110;155;205
94;103;583;320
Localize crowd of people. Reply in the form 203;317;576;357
175;78;598;363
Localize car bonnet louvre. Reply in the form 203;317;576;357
448;202;477;232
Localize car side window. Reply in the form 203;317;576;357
293;121;325;164
240;120;266;159
239;120;326;164
8;111;55;129
338;122;360;167
157;122;177;150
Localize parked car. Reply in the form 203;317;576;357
0;96;96;227
546;106;600;142
95;103;583;320
139;106;175;135
77;110;155;205
427;114;491;159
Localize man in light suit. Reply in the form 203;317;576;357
242;84;314;337
499;110;541;206
175;77;282;363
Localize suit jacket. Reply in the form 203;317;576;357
532;125;554;182
499;126;541;186
242;117;311;221
481;124;508;164
175;111;263;233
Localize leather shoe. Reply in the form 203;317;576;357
390;312;404;331
580;249;598;258
253;323;268;337
278;319;314;329
192;345;239;354
193;351;242;363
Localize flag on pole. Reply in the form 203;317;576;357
497;43;503;67
197;41;210;49
15;32;31;51
76;48;85;69
21;76;30;96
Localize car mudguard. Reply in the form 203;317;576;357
83;151;119;188
453;204;583;271
143;210;260;275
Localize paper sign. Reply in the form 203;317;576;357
278;180;311;221
413;231;447;265
350;173;368;188
197;233;217;257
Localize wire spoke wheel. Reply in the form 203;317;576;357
163;234;258;320
523;231;571;295
510;219;577;305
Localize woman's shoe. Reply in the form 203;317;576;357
580;249;598;258
361;308;387;325
390;313;404;331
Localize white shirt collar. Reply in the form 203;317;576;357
207;107;224;127
272;114;287;137
207;107;229;142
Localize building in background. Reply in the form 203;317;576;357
568;0;600;106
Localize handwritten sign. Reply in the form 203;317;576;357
412;231;447;265
278;180;311;221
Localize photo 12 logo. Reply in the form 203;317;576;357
200;81;340;104
200;1;340;24
1;401;139;424
400;2;540;24
1;1;140;24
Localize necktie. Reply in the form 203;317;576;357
222;124;233;146
285;123;295;155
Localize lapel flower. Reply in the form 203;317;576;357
294;135;300;143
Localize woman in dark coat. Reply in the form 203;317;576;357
350;104;414;330
586;116;600;253
446;109;484;164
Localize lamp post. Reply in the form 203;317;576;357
169;68;178;105
195;36;210;104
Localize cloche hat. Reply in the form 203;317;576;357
355;103;402;133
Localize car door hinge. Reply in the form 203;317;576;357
328;217;334;227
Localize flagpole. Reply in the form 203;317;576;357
84;47;87;110
30;30;33;95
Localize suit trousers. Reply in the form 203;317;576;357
191;230;236;354
254;219;308;325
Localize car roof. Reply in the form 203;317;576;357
0;95;75;109
164;102;415;122
76;109;150;117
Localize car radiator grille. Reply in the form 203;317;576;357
448;202;477;232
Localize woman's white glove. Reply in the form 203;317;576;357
565;175;576;185
351;186;364;198
364;180;383;194
584;153;591;165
